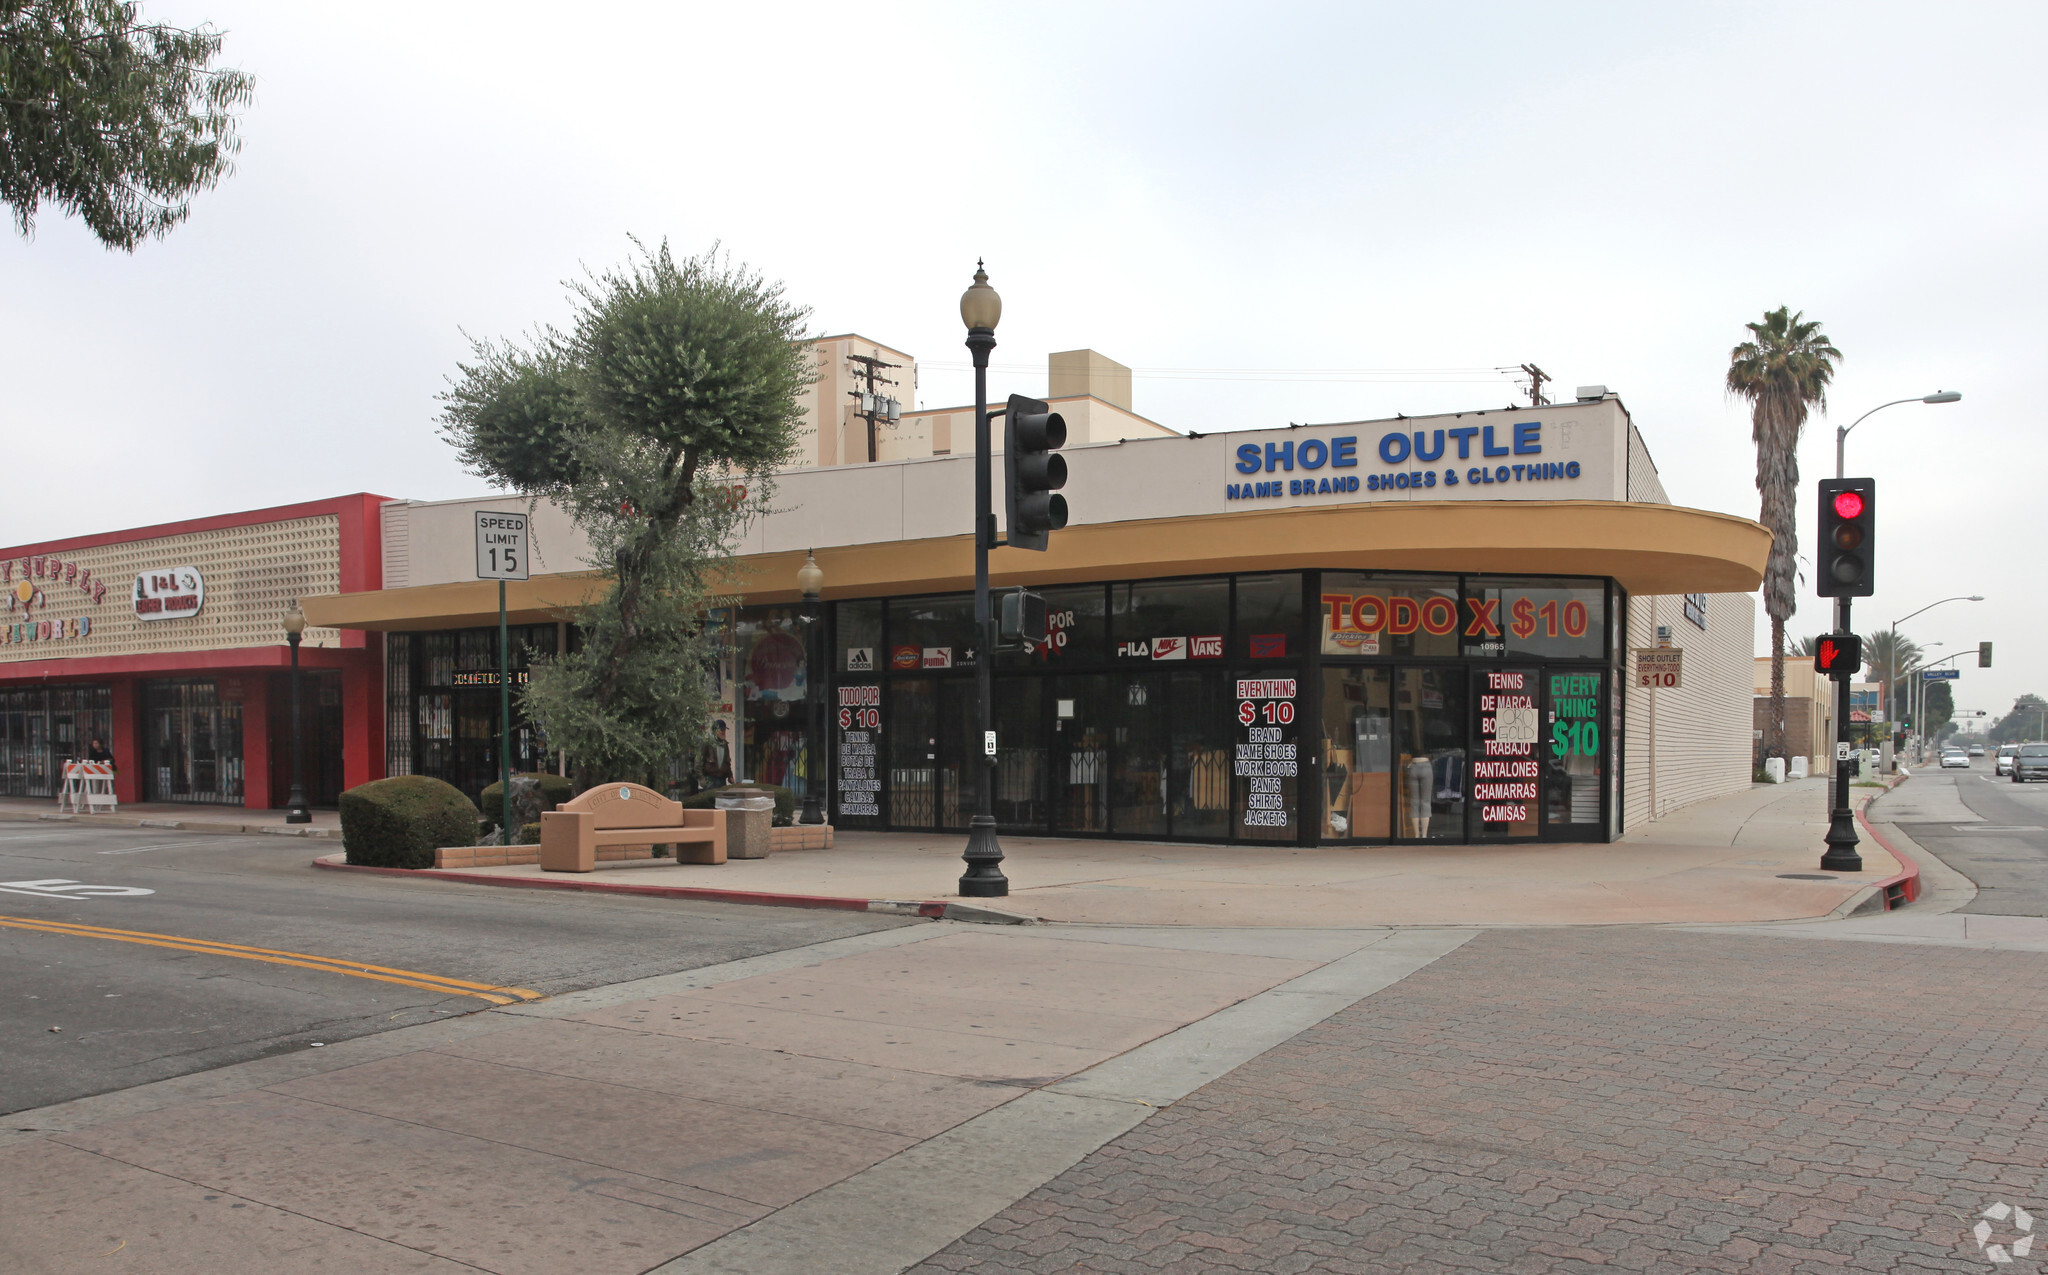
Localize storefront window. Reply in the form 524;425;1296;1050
1113;670;1170;835
147;679;243;804
735;605;812;796
1112;578;1228;663
1234;574;1302;661
889;595;976;671
837;600;881;674
1547;668;1604;826
1462;577;1605;660
0;685;112;799
1320;667;1391;840
1395;668;1465;839
1320;573;1460;658
1233;670;1300;842
1472;667;1539;838
1009;583;1106;667
1169;669;1234;840
993;676;1045;829
1050;674;1110;833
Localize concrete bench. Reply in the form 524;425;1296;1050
539;782;727;873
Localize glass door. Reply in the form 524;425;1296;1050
1543;667;1606;839
1471;667;1540;840
1320;668;1393;841
1394;668;1467;840
1050;674;1110;834
887;680;937;828
1113;671;1170;838
992;676;1045;832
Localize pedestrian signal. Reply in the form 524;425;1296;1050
1814;631;1862;678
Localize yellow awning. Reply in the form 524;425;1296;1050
301;500;1768;631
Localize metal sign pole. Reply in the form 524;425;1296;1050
475;509;530;843
500;577;511;844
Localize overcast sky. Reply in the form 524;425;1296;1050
5;1;2041;721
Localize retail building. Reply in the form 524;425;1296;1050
307;387;1766;845
0;496;385;807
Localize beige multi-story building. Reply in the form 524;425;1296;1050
794;337;1175;467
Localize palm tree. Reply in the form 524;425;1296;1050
1728;307;1842;762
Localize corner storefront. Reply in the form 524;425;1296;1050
0;496;387;808
306;395;1768;844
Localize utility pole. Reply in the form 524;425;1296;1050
845;351;903;463
1518;363;1550;407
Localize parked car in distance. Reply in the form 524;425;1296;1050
2013;744;2048;783
1941;749;1971;769
1997;744;2019;775
1969;745;1986;757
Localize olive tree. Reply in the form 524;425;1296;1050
440;241;810;788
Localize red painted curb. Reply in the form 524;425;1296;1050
312;855;903;914
1855;808;1920;907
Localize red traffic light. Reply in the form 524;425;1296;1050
1831;490;1865;520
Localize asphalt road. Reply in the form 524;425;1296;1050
1882;755;2048;916
0;820;913;1116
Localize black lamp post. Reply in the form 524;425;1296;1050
798;550;827;825
282;600;311;824
957;263;1007;897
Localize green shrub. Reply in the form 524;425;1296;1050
340;776;481;869
679;783;797;827
479;772;575;833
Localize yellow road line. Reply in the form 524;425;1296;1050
0;915;542;1004
0;914;536;994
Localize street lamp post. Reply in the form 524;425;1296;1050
797;551;827;826
1890;641;1941;760
957;263;1008;898
1890;597;1982;762
1835;391;1960;480
282;600;311;824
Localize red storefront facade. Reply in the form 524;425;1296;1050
0;495;388;808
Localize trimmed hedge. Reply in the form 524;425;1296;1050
679;783;797;827
340;776;481;869
479;772;574;833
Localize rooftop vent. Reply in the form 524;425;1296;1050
1575;385;1609;400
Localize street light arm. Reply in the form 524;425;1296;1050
1890;595;1985;630
1835;392;1961;479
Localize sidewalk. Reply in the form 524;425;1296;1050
323;777;1906;928
0;920;1471;1274
0;797;341;839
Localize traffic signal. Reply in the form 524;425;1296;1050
1815;478;1876;597
1814;631;1862;678
1004;394;1069;551
1980;641;1993;668
997;588;1047;650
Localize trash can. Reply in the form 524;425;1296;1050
715;788;775;859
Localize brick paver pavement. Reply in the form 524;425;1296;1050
912;928;2048;1273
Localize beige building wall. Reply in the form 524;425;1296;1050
1621;589;1758;831
794;334;920;468
794;340;1170;467
1;515;344;661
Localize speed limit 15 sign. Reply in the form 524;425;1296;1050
475;511;530;581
